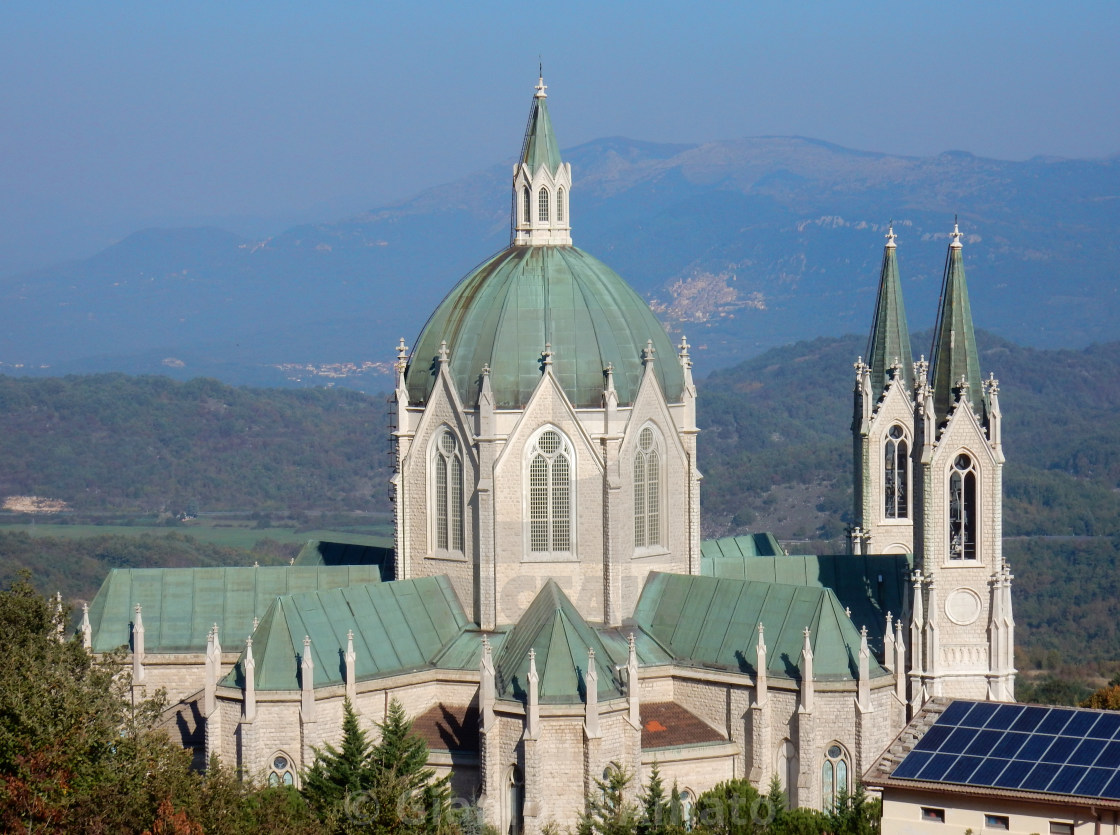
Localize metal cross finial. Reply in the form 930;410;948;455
885;221;897;248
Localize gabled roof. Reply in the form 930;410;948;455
700;552;912;658
866;698;1120;809
494;580;624;704
865;231;914;396
293;537;394;578
225;575;469;691
632;572;889;681
86;565;385;654
519;80;563;177
701;533;785;559
930;229;984;423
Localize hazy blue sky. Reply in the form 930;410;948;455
2;0;1117;275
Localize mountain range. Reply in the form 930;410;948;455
2;136;1117;388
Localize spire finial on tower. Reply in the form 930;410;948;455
950;216;963;249
885;221;897;249
535;70;547;99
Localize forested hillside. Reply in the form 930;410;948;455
0;374;390;515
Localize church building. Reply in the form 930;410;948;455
83;77;1014;831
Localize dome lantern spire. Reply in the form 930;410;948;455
512;73;572;247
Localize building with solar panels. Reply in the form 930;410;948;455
866;698;1120;834
83;76;1018;832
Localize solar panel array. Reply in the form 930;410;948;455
893;701;1120;799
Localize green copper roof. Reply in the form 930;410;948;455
700;553;913;659
520;86;563;177
86;565;384;654
226;575;468;691
865;237;914;395
633;572;889;682
406;245;683;409
701;533;785;559
293;537;394;577
930;236;984;423
494;580;624;704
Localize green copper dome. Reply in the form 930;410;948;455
405;245;684;409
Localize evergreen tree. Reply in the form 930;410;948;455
579;762;640;835
366;697;450;834
825;783;880;835
302;698;375;818
638;762;668;835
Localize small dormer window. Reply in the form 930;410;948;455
522;187;531;225
538;187;550;223
556;187;565;222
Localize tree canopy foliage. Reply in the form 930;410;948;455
0;573;319;834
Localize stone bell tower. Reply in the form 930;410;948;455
909;222;1014;705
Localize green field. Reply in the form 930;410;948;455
0;523;393;550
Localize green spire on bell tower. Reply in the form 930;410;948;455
929;220;984;422
865;222;914;396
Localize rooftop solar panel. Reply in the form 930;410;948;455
1049;765;1089;795
1010;705;1050;733
1065;711;1101;738
893;750;931;780
1101;770;1120;801
1074;767;1113;797
963;701;999;727
1068;738;1105;767
1020;762;1062;792
985;703;1023;731
938;700;974;726
1039;710;1074;736
1042;735;1079;764
964;729;1004;757
970;757;1010;785
944;755;983;783
991;731;1029;759
891;701;1120;802
1019;733;1054;761
1097;740;1120;770
919;753;960;782
991;760;1031;790
942;727;979;755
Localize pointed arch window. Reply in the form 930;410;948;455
522;187;531;225
556;187;565;222
432;429;464;554
537;187;550;223
504;765;524;835
776;738;798;806
633;426;663;550
822;743;850;811
884;424;910;519
528;428;573;558
268;752;296;787
949;453;977;560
